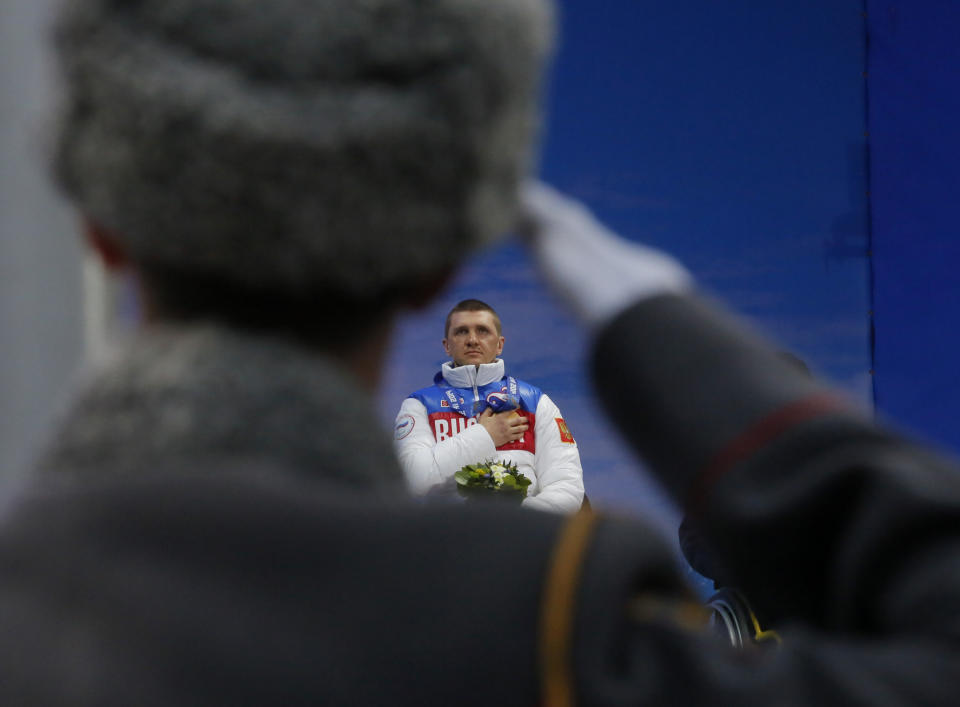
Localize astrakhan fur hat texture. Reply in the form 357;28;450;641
52;0;554;297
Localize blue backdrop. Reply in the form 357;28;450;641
868;0;960;454
380;0;874;579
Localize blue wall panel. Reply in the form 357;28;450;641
868;1;960;453
380;1;873;555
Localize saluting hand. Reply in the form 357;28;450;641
518;180;692;330
478;408;529;447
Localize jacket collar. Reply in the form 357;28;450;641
37;323;405;493
440;359;505;388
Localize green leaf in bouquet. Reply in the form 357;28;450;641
454;460;532;502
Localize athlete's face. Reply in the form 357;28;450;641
443;311;504;367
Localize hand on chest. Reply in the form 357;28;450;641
429;380;537;453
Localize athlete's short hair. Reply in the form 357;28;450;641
444;299;502;338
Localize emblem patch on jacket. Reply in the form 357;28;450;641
394;414;416;440
556;418;575;444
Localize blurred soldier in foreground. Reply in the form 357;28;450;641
1;0;958;705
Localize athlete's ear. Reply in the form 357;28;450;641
442;337;452;358
82;219;131;271
496;335;504;357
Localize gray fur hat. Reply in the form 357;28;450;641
52;0;554;297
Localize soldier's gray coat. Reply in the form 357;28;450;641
38;324;405;495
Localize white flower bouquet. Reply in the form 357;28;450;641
454;460;532;503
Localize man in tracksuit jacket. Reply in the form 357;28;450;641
394;299;584;513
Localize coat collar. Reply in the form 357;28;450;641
440;359;505;388
37;323;404;493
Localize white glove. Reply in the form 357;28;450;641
519;180;693;329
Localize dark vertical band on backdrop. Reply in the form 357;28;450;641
863;0;878;416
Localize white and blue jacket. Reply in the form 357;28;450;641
393;359;584;513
